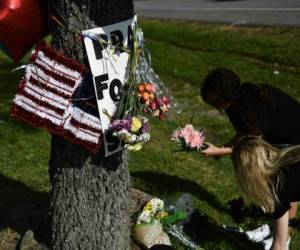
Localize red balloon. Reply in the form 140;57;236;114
0;0;48;62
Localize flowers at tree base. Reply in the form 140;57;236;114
134;197;201;249
172;124;206;151
137;82;171;120
109;116;150;151
137;198;166;224
137;197;188;226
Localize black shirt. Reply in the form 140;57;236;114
273;162;300;219
226;84;300;145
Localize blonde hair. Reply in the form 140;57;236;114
232;136;300;213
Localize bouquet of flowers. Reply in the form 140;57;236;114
137;198;168;224
137;82;171;120
172;124;207;151
134;197;202;249
114;26;172;120
134;198;172;249
109;116;150;151
110;26;173;152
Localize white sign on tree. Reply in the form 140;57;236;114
83;15;137;156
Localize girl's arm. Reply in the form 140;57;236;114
201;143;233;157
201;132;263;157
271;211;289;250
201;133;240;157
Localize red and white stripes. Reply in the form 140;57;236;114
11;41;102;153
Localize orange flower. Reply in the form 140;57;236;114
149;92;155;102
137;84;146;93
142;92;150;103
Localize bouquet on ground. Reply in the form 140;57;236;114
171;124;207;151
134;197;201;249
109;116;150;151
134;198;184;249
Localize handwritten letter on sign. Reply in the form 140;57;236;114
83;16;137;156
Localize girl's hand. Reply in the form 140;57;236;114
201;143;233;157
201;143;222;156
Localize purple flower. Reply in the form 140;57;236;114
110;117;132;131
142;122;150;133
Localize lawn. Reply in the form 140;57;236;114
0;19;300;249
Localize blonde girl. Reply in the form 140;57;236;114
232;136;300;250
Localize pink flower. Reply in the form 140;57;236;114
182;124;194;134
189;131;205;149
171;124;205;150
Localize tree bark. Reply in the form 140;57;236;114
48;1;134;249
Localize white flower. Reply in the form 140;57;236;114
140;133;151;142
129;134;138;143
113;129;132;143
150;198;164;213
137;211;151;224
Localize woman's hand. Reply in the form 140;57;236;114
201;143;233;157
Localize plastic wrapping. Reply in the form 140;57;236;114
167;224;201;249
134;28;181;118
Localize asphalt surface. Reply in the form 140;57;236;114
134;0;300;27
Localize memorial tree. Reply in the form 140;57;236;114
48;0;134;249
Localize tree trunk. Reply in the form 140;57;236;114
48;1;134;249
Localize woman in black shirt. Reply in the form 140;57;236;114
200;68;300;219
200;68;300;151
232;136;300;250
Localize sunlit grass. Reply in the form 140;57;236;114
0;19;299;249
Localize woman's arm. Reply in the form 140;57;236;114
201;143;233;157
271;211;289;250
201;133;242;157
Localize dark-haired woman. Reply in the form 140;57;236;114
200;68;300;221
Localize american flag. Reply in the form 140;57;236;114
11;41;103;153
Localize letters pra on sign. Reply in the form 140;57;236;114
83;15;137;156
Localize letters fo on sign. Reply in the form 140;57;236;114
83;16;137;156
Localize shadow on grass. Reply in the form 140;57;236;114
0;174;49;244
131;171;226;213
132;171;263;249
184;210;262;250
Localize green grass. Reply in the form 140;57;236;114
0;19;300;249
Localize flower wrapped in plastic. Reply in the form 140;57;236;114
137;82;171;120
134;198;171;249
114;26;176;121
134;197;202;249
109;116;150;151
137;198;166;224
111;25;179;152
172;124;207;151
134;28;178;120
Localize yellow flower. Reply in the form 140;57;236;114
128;143;142;151
156;211;169;220
144;203;153;212
131;117;142;133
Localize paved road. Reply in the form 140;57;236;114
134;0;300;27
